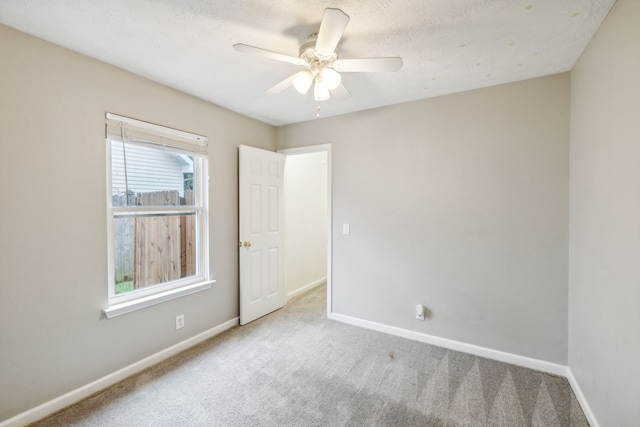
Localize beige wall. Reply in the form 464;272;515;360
569;0;640;425
0;24;275;421
278;73;570;364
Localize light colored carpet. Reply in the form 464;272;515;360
32;284;589;426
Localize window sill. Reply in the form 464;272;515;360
103;280;215;319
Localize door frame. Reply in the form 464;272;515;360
278;144;332;317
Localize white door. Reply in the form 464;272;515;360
239;145;286;325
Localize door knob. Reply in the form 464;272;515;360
243;241;252;247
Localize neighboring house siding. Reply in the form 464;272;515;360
110;141;191;196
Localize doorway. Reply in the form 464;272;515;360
280;145;332;316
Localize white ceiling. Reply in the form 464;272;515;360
0;0;615;126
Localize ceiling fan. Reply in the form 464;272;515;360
233;8;403;102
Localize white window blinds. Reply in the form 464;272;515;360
105;112;208;157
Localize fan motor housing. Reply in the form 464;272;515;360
299;36;336;64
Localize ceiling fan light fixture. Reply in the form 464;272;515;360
320;67;341;91
234;7;403;106
314;79;330;101
292;70;314;94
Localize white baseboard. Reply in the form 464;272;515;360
330;312;602;425
0;318;239;427
287;277;326;300
4;312;600;427
566;368;600;427
329;312;568;377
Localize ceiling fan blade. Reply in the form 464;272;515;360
315;8;350;57
333;57;403;73
233;43;306;66
330;83;351;101
266;73;298;94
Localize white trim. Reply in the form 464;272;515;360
105;141;210;307
103;280;214;319
106;112;207;142
566;368;600;427
328;312;605;421
287;277;327;300
329;312;568;377
278;144;332;318
279;145;331;156
0;317;238;427
112;206;200;215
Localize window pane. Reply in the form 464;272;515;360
110;140;195;207
113;214;197;294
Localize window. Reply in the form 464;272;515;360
103;113;212;318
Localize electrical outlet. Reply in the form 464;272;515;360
415;304;425;321
175;314;185;330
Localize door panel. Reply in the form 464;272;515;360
268;248;279;295
268;186;279;232
239;145;285;325
249;251;262;302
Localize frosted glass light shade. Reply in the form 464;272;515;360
320;68;341;90
314;80;330;101
292;70;314;94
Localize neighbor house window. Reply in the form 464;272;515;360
103;113;212;318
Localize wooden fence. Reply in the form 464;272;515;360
113;217;134;283
113;190;195;288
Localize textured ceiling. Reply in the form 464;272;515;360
0;0;615;126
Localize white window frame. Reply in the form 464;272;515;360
103;113;213;319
